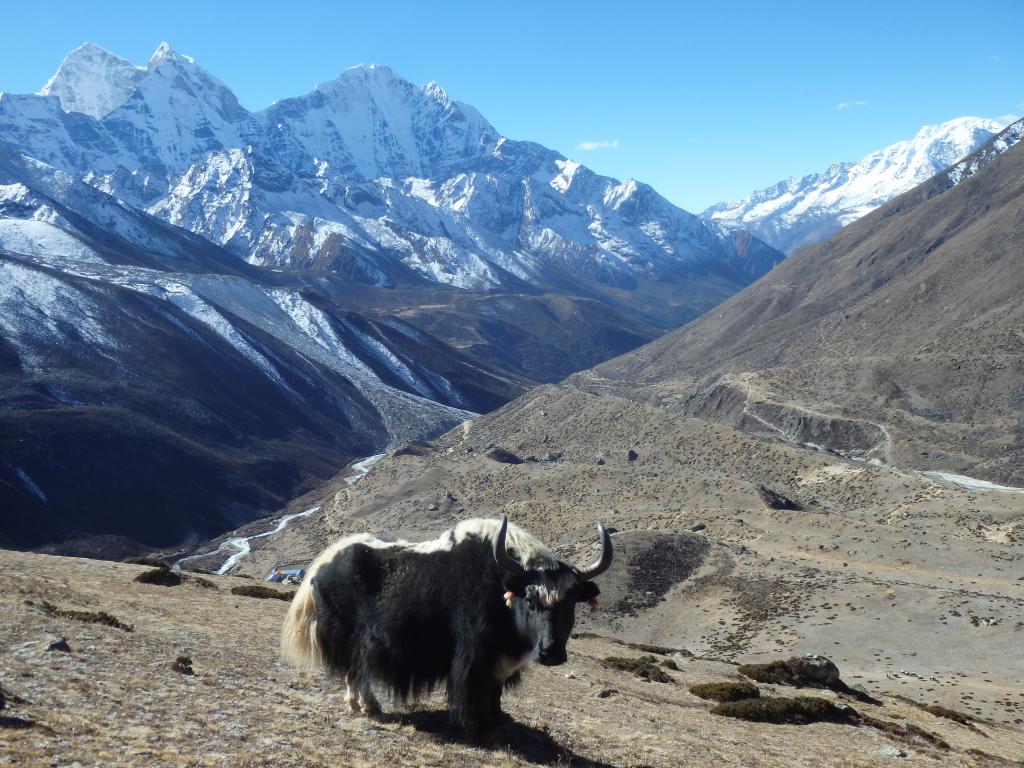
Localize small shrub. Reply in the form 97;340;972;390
893;697;975;725
660;659;679;671
711;695;855;725
602;656;674;683
626;642;685;656
690;681;760;702
187;576;217;589
134;567;181;587
123;556;169;568
891;697;980;731
737;660;793;685
860;715;951;751
230;585;294;601
570;632;692;658
171;655;194;675
27;600;133;632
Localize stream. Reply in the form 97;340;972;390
173;453;386;574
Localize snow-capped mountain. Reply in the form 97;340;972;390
0;42;786;555
1;42;782;298
704;117;1007;253
0;144;532;552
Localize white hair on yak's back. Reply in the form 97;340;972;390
279;519;557;670
280;532;394;670
414;518;559;571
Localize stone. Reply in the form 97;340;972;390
627;449;639;462
757;485;803;511
46;637;71;653
691;522;706;532
485;447;523;465
596;688;617;698
786;655;841;687
875;745;907;758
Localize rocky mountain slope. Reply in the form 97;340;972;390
0;145;529;555
705;117;1006;253
591;118;1024;485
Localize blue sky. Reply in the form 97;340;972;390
1;0;1020;212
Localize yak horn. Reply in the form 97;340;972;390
494;516;527;575
578;523;613;580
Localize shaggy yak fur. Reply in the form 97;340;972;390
280;517;612;734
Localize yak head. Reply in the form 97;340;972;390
494;516;613;666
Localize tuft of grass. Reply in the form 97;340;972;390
919;704;974;725
122;556;169;568
860;714;951;751
892;695;975;726
134;567;181;587
602;656;674;683
570;632;691;658
711;695;856;725
230;585;294;601
187;575;217;589
171;655;194;675
26;599;133;632
690;681;760;702
737;660;793;685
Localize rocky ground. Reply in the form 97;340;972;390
3;549;1023;767
238;385;1024;732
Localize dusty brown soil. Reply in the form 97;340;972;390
234;385;1024;735
3;548;1023;767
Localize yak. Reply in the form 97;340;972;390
280;516;612;734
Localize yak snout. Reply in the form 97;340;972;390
536;645;568;666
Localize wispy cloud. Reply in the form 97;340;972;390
989;53;1001;64
835;100;869;111
576;139;619;151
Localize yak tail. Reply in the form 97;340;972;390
280;574;325;670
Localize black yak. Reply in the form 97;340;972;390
280;516;612;734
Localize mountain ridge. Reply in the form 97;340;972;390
705;116;1008;253
3;41;783;303
588;118;1024;484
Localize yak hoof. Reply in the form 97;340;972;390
359;688;382;716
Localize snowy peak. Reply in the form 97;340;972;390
705;116;1008;253
262;63;499;180
39;42;145;119
147;41;194;69
3;43;782;298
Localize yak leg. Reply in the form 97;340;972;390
358;684;381;716
449;651;500;736
490;671;519;724
344;674;360;713
345;673;380;716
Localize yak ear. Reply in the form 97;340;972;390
574;581;600;603
502;573;532;597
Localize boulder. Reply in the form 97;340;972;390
485;447;523;465
787;655;842;687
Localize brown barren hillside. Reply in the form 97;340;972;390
3;547;1023;767
580;122;1024;485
